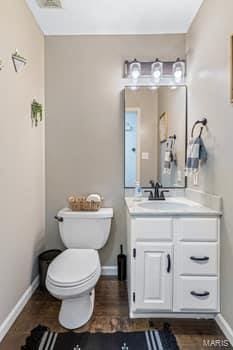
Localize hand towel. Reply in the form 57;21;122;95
185;135;207;184
163;138;177;175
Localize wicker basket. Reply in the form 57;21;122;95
68;196;102;212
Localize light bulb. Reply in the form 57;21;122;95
174;69;182;79
131;69;140;80
129;60;141;81
173;58;185;84
153;70;161;79
151;59;163;83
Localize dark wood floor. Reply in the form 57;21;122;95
0;277;231;350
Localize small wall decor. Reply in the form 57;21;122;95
231;35;233;103
12;50;27;72
31;99;43;127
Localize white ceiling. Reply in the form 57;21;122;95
26;0;203;36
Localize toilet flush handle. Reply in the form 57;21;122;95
54;215;63;223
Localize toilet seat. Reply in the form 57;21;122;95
47;248;100;289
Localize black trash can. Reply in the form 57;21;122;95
38;249;61;291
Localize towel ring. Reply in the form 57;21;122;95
191;118;207;138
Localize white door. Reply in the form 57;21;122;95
125;110;140;187
134;242;173;311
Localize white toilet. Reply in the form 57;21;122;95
46;207;113;329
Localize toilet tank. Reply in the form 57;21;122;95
56;208;113;249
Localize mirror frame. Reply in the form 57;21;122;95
123;85;188;189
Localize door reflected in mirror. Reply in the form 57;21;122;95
124;86;187;188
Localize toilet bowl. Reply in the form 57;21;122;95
46;207;113;329
46;249;101;329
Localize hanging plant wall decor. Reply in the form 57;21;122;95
31;99;43;127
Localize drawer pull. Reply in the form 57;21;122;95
190;256;209;262
190;291;210;297
167;254;171;273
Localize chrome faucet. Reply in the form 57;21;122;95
144;180;169;200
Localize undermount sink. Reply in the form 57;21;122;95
138;200;196;211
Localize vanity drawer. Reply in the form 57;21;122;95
176;242;218;276
176;276;218;312
132;218;173;241
177;218;218;241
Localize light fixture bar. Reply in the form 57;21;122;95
124;59;186;78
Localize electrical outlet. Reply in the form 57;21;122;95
37;0;62;8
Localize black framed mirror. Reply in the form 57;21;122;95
124;85;187;188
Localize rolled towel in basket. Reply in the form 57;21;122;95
86;194;102;202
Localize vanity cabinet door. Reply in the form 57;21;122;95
134;242;173;311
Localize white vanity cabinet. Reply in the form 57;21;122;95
126;212;220;318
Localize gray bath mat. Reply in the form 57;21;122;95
21;324;179;350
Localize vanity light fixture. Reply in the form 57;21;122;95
151;58;163;83
172;58;185;84
124;58;186;85
129;59;141;82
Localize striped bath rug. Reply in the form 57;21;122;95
21;324;179;350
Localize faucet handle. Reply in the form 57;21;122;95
149;180;155;187
160;190;169;200
144;190;153;200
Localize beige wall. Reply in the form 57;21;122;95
45;35;185;266
186;0;233;329
0;0;45;327
125;88;159;186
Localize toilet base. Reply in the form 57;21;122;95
59;289;95;329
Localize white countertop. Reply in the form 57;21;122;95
125;196;222;217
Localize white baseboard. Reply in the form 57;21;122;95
101;266;117;276
0;268;116;342
216;314;233;346
0;275;39;343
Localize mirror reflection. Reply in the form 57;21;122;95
124;86;187;188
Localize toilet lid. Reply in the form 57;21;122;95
47;249;100;287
